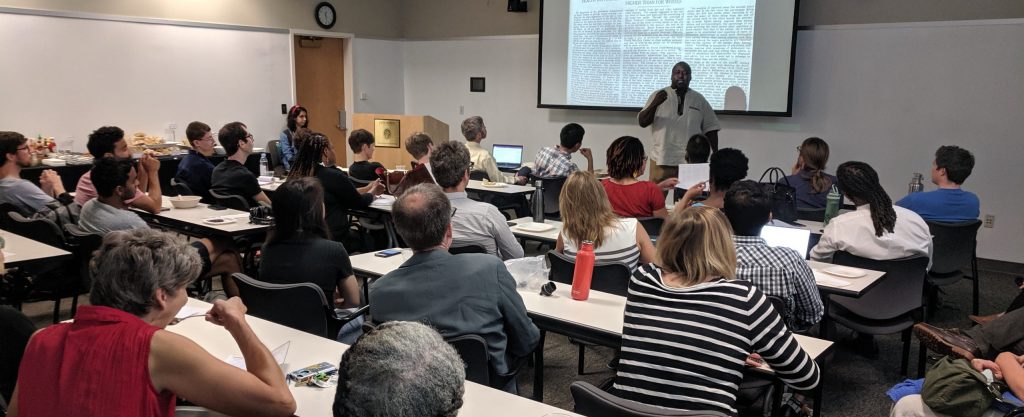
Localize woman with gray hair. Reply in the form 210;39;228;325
333;321;466;417
8;228;295;417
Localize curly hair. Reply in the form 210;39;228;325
606;136;646;180
333;321;465;417
934;145;974;185
287;130;329;181
708;148;748;192
837;161;896;237
87;126;125;158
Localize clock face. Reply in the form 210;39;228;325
316;2;336;29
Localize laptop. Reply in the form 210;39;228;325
492;144;524;170
760;224;813;259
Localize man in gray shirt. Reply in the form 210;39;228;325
78;157;242;282
0;131;75;218
369;184;539;393
429;141;523;260
78;158;149;234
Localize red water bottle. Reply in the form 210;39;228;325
571;240;595;301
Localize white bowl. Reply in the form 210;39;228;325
169;195;202;209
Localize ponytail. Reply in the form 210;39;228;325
836;161;896;237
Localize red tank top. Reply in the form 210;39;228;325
16;305;175;417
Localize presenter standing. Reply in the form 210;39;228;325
638;61;720;182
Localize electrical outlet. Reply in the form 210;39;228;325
360;92;368;100
167;123;177;130
459;105;464;115
984;214;995;228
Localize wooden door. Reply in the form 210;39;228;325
293;36;347;164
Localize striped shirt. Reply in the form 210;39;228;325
562;218;641;271
733;235;824;332
612;264;820;415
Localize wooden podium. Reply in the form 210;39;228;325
351;113;449;169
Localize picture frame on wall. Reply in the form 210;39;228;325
374;119;401;148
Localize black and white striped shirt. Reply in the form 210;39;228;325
612;264;820;415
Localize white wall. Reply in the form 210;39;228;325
399;23;1024;263
351;38;406;115
0;12;291;149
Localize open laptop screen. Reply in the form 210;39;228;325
759;224;812;259
492;144;524;166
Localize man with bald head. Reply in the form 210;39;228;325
368;183;539;392
638;61;721;182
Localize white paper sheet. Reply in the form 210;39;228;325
225;341;291;370
675;163;710;190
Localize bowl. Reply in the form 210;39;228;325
169;195;202;209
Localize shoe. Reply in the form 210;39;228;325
913;323;982;361
968;313;1002;326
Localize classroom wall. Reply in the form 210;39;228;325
399;0;1024;39
400;22;1024;263
350;38;406;115
0;0;404;38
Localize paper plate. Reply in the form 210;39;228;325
823;266;867;278
202;217;237;225
514;222;555;232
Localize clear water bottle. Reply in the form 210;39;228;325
531;180;545;223
823;185;841;227
908;173;924;194
259;153;270;177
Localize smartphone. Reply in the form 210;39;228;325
375;249;402;258
207;204;228;211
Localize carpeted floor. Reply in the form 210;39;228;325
17;249;1022;417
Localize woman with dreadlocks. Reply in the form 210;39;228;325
810;161;932;263
602;136;679;218
287;130;382;242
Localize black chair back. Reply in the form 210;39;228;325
469;171;489;181
5;212;65;248
267;139;282;170
541;176;566;218
926;220;981;276
209;189;250;211
830;252;929;320
170;177;195;197
64;224;104;297
637;217;664;239
796;207;826;222
232;273;333;337
570;381;729;417
0;306;35;403
446;334;492;387
449;244;488;255
547;250;630;296
0;203;22;230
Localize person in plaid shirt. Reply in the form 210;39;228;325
723;180;823;331
532;123;593;178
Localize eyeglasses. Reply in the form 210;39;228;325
451;207;458;218
796;146;802;152
245;133;254;140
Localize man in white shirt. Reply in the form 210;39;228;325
810;161;932;264
462;116;528;185
430;141;524;260
638;61;721;182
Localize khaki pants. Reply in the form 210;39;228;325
649;161;679;183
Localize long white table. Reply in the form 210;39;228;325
500;219;886;297
467;179;535;195
348;248;836;407
135;196;271;238
169;298;582;417
0;229;72;267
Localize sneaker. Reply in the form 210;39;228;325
913;323;982;361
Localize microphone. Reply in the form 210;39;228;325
374;167;389;191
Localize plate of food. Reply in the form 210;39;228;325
202;217;237;225
822;266;867;278
480;181;506;188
